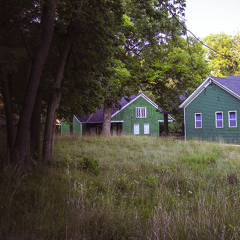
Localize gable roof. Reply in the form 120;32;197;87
75;93;161;123
111;93;159;118
179;75;240;108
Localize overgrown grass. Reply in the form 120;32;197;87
1;135;240;239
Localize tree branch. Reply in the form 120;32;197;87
19;31;33;59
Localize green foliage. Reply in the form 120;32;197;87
89;0;188;122
78;155;101;175
143;36;210;113
168;120;183;133
52;153;101;175
204;33;240;77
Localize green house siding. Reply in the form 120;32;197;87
73;117;81;136
112;96;164;136
185;83;240;143
61;117;82;136
61;122;70;135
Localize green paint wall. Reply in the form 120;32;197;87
61;117;82;136
61;122;70;135
73;117;81;136
185;83;240;143
112;96;164;136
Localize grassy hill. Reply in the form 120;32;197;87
1;136;240;239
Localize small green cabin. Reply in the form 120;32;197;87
180;75;240;143
62;93;174;137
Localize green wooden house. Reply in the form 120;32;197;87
62;93;174;136
180;75;240;143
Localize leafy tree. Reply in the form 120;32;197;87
10;0;57;167
0;0;31;151
142;36;210;113
1;0;191;168
101;57;140;136
100;0;187;135
203;33;240;77
0;0;57;167
1;0;126;166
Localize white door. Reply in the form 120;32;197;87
134;124;140;135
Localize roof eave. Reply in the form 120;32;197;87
111;93;159;118
211;79;240;101
179;77;213;108
179;76;240;109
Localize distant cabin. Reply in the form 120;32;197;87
62;93;174;137
180;75;240;143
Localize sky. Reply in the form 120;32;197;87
185;0;240;39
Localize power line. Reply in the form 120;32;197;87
161;2;231;60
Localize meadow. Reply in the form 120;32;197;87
1;135;240;239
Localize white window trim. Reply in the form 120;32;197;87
144;123;150;134
133;124;140;135
215;111;223;128
136;107;146;118
195;113;202;129
228;110;237;128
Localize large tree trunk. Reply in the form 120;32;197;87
11;0;57;167
1;70;15;152
42;1;83;164
30;88;42;161
101;84;125;137
102;99;114;136
42;89;62;163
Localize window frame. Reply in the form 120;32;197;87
144;123;150;134
228;110;237;128
136;107;146;118
215;111;223;128
133;123;140;135
195;113;202;129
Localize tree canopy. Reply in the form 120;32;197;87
203;33;240;77
0;0;212;169
142;36;210;112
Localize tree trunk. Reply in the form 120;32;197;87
11;0;57;167
1;70;15;151
42;89;61;163
50;110;57;160
101;84;125;137
69;117;73;135
102;99;113;136
164;113;168;136
42;1;83;163
30;88;42;161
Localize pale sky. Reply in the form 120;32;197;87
185;0;240;39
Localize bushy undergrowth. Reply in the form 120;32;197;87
1;136;240;239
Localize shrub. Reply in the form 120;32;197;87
78;156;100;175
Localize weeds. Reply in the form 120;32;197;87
1;136;240;239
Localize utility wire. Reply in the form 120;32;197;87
161;2;231;59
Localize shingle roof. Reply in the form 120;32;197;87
210;75;240;96
75;93;141;123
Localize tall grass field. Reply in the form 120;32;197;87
1;135;240;239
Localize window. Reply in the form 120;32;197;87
134;124;140;135
229;111;237;127
144;123;150;134
215;112;223;128
136;107;146;118
195;113;202;128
